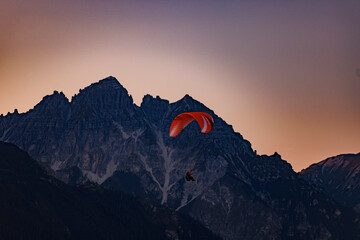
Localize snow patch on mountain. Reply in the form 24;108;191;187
84;158;119;184
156;131;177;204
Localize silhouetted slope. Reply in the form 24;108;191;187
0;141;220;240
301;153;360;213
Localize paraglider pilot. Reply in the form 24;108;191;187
169;112;214;183
186;171;195;181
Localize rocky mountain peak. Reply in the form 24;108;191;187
31;90;70;116
169;94;210;115
92;76;123;88
182;94;192;100
140;95;170;110
41;90;68;102
73;76;127;97
141;94;169;106
301;153;360;176
140;94;170;125
4;109;19;117
71;76;134;117
178;94;195;105
300;153;360;213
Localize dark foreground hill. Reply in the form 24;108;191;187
0;141;220;240
300;153;360;213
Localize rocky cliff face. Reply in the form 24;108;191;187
300;153;360;213
1;76;359;239
0;141;220;240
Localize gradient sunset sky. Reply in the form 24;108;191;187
1;0;359;171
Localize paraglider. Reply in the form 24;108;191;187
169;112;214;182
169;112;214;137
185;171;195;181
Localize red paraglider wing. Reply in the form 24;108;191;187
169;112;214;137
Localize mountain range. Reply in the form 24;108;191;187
0;76;359;239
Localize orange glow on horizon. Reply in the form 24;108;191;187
1;0;359;171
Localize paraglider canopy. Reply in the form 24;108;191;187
169;112;214;137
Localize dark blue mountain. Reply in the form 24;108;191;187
1;76;359;239
301;153;360;213
0;141;220;240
